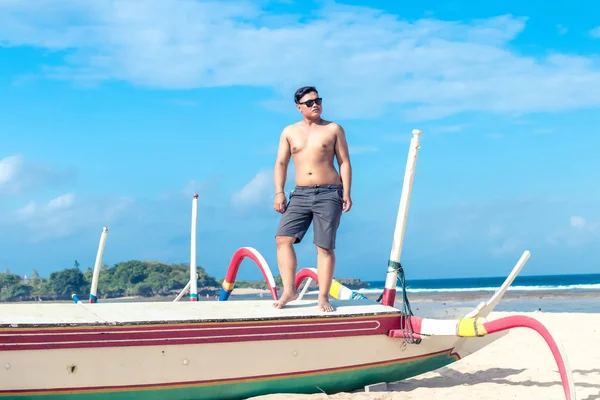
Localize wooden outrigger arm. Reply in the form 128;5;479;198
388;250;576;400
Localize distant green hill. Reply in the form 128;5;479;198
0;260;369;302
0;260;219;302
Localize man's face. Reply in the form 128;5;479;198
297;91;322;118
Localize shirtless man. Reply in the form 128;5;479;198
272;86;352;312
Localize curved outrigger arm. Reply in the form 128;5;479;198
388;250;576;400
219;247;279;301
294;268;368;300
392;313;576;400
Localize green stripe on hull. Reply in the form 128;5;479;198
3;353;457;400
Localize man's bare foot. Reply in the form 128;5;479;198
318;296;335;312
273;292;299;309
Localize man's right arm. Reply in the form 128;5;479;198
274;127;291;193
273;128;291;212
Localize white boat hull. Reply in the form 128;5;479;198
0;299;505;399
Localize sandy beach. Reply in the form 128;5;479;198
249;311;600;400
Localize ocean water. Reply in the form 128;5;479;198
359;273;600;294
351;273;600;314
241;273;600;313
289;273;600;313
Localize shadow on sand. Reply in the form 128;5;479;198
388;366;600;399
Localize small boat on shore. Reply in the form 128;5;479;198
0;130;576;400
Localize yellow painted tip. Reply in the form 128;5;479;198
457;317;488;337
329;280;342;299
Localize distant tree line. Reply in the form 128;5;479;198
0;260;369;303
0;260;220;302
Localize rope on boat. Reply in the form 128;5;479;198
377;260;421;345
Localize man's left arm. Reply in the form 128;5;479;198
334;124;352;212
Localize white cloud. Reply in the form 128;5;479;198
571;216;598;236
12;192;133;242
546;215;599;247
15;201;35;218
47;192;76;210
408;197;600;258
231;163;298;211
590;26;600;38
557;24;568;35
0;155;20;186
232;169;272;209
491;238;519;257
0;154;74;196
487;223;505;239
570;215;586;229
1;2;600;121
15;193;75;218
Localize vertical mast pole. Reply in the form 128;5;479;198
190;194;199;301
89;226;109;303
381;129;422;307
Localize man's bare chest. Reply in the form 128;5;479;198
289;132;336;155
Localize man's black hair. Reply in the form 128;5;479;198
294;86;318;104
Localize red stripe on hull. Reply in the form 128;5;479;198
0;315;401;351
0;314;398;333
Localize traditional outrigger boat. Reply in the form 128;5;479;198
0;130;575;400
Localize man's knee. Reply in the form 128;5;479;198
316;245;335;257
276;235;296;248
314;231;338;252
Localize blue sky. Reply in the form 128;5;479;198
1;0;599;283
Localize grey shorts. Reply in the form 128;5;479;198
275;184;344;249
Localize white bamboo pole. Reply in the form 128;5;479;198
296;278;313;301
174;280;191;302
89;226;109;303
190;194;199;301
381;129;422;307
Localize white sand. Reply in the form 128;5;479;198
249;312;600;400
231;288;271;295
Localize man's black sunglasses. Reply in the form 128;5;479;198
299;98;322;107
